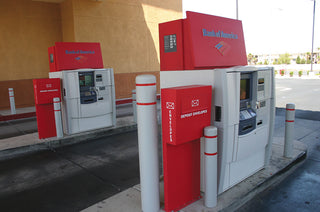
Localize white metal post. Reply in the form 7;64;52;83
204;126;218;208
284;103;295;158
136;75;160;212
53;97;63;138
8;88;16;114
132;89;137;123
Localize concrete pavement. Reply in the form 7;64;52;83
82;136;308;212
0;75;319;211
238;116;320;212
0;106;317;211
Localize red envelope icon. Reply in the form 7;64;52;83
191;99;199;107
166;102;175;109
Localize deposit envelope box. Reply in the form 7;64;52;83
161;85;212;145
33;78;61;139
33;78;61;105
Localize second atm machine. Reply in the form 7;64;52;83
48;42;116;135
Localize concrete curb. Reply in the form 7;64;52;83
0;123;137;162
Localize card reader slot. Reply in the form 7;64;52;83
257;120;263;126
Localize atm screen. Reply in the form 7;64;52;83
79;72;94;87
240;78;250;100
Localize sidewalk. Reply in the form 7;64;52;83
0;116;137;161
0;103;141;160
0;106;36;122
0;101;163;160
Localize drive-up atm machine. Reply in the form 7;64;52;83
212;66;275;193
159;11;275;199
48;42;116;135
160;66;275;194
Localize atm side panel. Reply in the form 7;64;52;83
213;70;240;193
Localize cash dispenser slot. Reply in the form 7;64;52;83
239;109;256;135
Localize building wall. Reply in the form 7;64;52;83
0;0;62;109
64;0;181;98
0;0;182;109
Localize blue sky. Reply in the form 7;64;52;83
183;0;320;54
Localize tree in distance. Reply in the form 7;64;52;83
278;53;291;64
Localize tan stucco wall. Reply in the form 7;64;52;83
0;0;182;108
66;0;182;74
59;0;181;99
0;0;62;81
60;0;75;42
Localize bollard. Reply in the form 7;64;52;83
136;75;160;212
53;97;63;138
132;89;137;123
284;103;295;158
204;126;218;208
8;88;16;114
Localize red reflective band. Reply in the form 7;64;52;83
205;152;217;156
137;102;157;106
136;83;156;86
54;110;61;112
286;120;294;122
286;108;295;111
204;135;217;139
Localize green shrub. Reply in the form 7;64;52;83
289;71;294;77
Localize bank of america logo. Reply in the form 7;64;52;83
75;55;88;63
215;41;230;55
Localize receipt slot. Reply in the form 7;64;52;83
161;85;211;212
33;78;61;139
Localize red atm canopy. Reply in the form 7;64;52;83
48;42;104;72
159;11;247;70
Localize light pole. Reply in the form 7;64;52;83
236;0;239;19
311;0;316;73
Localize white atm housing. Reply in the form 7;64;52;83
160;66;275;194
50;68;116;135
